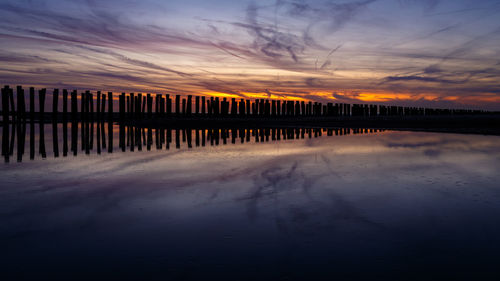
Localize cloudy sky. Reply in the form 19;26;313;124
1;0;499;109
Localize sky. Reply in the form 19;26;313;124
0;0;500;110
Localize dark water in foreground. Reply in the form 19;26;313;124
1;123;500;280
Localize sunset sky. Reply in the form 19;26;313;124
1;0;499;110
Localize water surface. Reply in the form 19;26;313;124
1;123;500;280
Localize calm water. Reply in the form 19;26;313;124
1;123;500;280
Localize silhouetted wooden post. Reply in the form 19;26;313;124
16;86;26;121
166;94;171;116
30;87;35;122
277;100;281;116
71;90;77;122
239;99;245;116
39;89;46;124
175;95;180;116
52;89;59;123
209;97;214;116
215;97;220;116
196;96;200;115
182;98;186;116
80;92;85;122
97;91;101;121
119;93;125;122
62;89;68;123
52;121;59;158
245;100;250;117
89;92;94;123
129;93;134;119
231;98;237;115
102;93;106;120
8;88;15;123
222;98;227;116
187;95;192;116
147;93;152;119
160;95;165;118
137;93;143;119
201;96;206;115
142;95;146;119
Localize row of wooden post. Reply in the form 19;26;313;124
1;85;486;123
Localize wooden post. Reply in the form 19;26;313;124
89;92;94;123
52;89;59;123
195;96;200;115
201;96;206;115
187;95;192;116
97;91;101;121
9;88;15;122
39;89;46;124
142;95;146;119
62;89;68;123
175;95;180;116
119;93;125;122
147;93;152;119
182;98;186;116
166;94;171;116
71;90;77;122
130;93;134;119
102;93;106;120
16;86;26;121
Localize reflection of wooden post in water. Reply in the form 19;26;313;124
63;118;68;157
107;122;113;153
30;118;35;160
187;129;192;148
199;129;204;146
166;128;171;149
231;128;236;144
147;128;152;151
196;129;200;147
16;122;26;162
2;123;9;162
119;122;126;152
39;122;46;159
97;121;101;154
71;117;77;156
8;121;15;159
52;121;59;158
108;120;113;153
175;129;180;149
222;129;227;145
129;126;134;151
138;128;143;151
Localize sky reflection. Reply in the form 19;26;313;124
1;129;500;279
